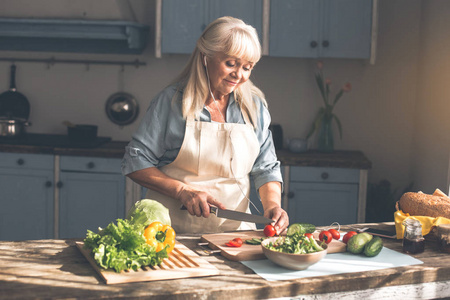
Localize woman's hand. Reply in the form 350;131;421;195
264;206;289;235
177;185;226;218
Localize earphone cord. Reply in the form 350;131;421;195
205;60;263;215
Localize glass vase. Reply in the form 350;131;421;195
317;114;334;152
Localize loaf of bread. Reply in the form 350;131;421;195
398;189;450;218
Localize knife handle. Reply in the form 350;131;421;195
180;205;216;215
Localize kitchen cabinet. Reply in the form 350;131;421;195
160;0;263;54
286;166;361;226
0;153;54;241
58;156;125;239
0;151;126;241
269;0;373;58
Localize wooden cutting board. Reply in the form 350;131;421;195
76;241;220;284
200;230;347;261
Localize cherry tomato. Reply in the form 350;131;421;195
343;231;358;244
328;229;340;240
319;230;333;244
304;233;314;239
264;224;276;237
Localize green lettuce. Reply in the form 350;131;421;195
83;218;168;273
127;199;171;227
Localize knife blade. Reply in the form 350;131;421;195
180;205;273;224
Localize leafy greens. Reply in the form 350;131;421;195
264;233;324;254
83;218;168;273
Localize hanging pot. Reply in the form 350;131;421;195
105;92;139;126
0;64;30;120
0;118;31;137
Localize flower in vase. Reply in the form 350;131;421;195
306;61;352;150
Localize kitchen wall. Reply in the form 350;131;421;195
0;0;446;195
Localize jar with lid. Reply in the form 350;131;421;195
402;218;425;254
437;224;450;253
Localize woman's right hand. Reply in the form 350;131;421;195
177;185;226;218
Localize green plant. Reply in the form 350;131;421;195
306;61;352;149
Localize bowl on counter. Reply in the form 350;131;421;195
261;237;328;270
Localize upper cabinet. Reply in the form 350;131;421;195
270;0;373;58
160;0;263;55
157;0;375;60
0;18;149;54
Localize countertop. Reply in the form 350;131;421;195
0;133;371;168
1;223;449;300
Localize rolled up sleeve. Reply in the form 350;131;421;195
121;87;184;175
250;98;283;191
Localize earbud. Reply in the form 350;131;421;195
204;56;207;67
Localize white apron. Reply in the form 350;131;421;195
146;113;260;233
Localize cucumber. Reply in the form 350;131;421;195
364;236;383;257
286;223;316;236
347;232;373;254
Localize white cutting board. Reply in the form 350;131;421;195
241;247;423;281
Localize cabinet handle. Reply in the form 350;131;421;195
322;40;329;47
56;181;63;188
45;181;52;188
87;162;95;169
17;158;25;165
310;41;318;48
321;172;329;180
287;191;295;199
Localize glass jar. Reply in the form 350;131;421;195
402;218;425;254
437;224;450;253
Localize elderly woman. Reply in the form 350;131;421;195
122;16;288;234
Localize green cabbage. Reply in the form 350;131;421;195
127;199;171;228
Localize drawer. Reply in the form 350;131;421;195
60;156;121;174
0;152;54;170
290;166;360;184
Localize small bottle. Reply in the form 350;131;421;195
437;224;450;253
402;218;425;254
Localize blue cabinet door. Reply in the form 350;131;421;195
288;182;358;226
322;0;372;58
269;0;372;58
162;0;207;54
162;0;263;54
0;153;54;241
270;0;320;58
59;171;125;239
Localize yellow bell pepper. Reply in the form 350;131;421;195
143;221;176;254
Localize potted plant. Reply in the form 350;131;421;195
307;61;352;151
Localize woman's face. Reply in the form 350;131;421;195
205;53;254;99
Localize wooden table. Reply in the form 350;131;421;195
1;223;450;300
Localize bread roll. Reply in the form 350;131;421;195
398;192;450;219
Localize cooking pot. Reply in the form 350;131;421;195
67;124;98;142
0;118;30;137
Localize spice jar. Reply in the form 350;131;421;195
437;224;450;253
402;218;425;254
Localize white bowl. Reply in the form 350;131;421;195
261;237;328;270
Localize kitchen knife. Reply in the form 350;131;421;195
180;205;273;224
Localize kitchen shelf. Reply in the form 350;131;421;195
0;18;149;54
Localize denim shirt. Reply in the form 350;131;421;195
121;85;282;191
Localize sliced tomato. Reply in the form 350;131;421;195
328;229;340;240
226;240;242;247
232;238;243;246
304;233;314;239
319;230;333;244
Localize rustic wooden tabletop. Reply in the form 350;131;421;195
1;223;449;300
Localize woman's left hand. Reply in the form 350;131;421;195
264;206;289;235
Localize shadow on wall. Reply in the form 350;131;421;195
365;179;414;223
